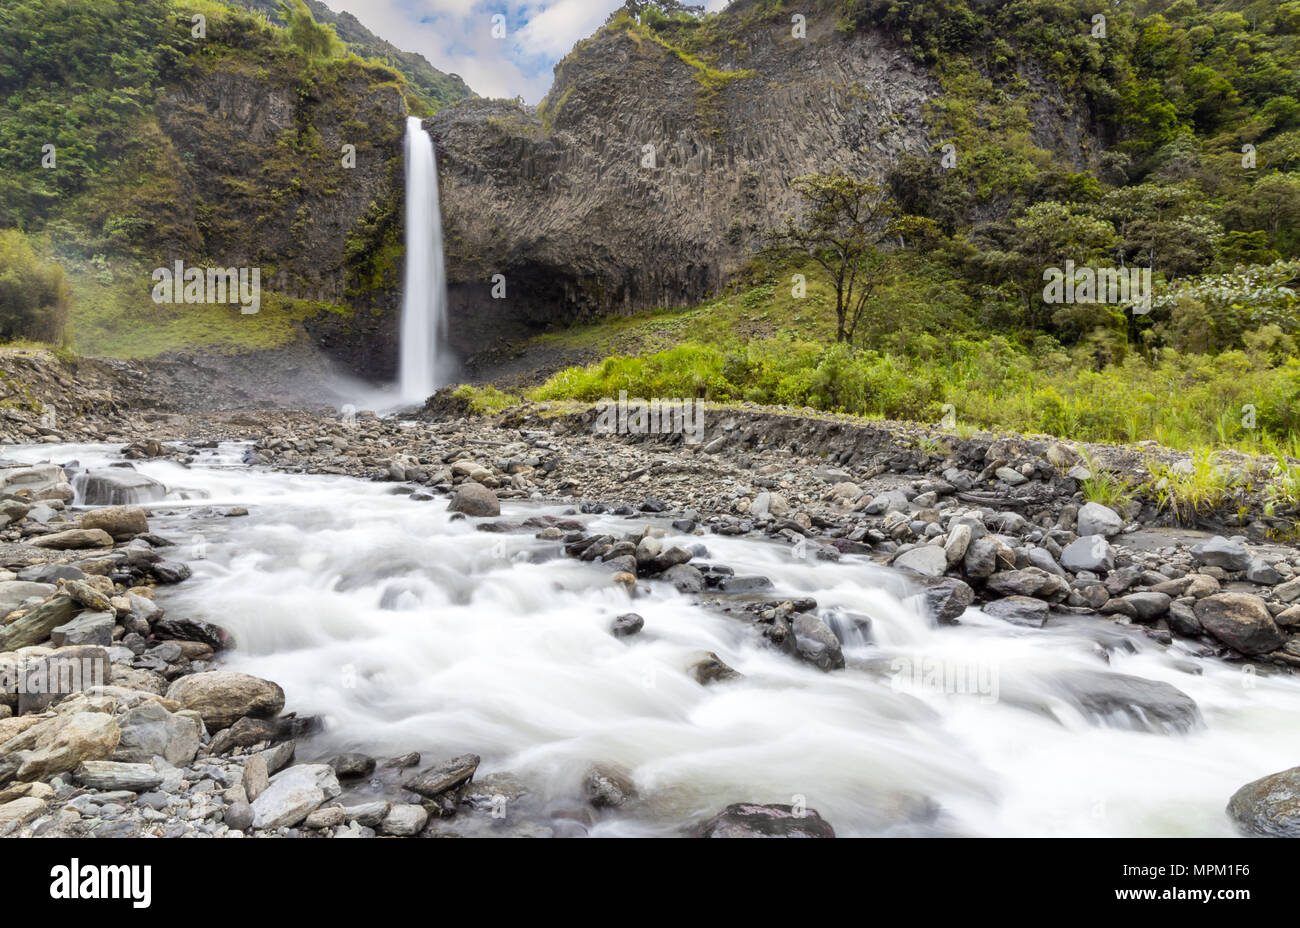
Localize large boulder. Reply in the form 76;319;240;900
1227;766;1300;837
74;760;163;792
112;700;203;766
73;469;168;506
0;463;68;498
78;506;149;540
1194;593;1285;655
165;671;285;731
0;593;78;651
694;802;835;838
1051;670;1201;734
447;481;500;517
1076;502;1123;537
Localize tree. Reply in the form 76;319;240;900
279;0;344;60
773;171;897;344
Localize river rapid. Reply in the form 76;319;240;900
10;440;1300;837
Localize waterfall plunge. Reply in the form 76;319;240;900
398;115;448;404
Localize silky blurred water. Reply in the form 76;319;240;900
9;441;1299;837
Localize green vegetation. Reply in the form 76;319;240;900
450;384;525;415
536;0;1300;466
0;230;70;344
0;0;445;356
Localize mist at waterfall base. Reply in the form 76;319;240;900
11;440;1300;837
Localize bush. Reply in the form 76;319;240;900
0;229;70;343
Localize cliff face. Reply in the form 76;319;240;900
430;1;937;363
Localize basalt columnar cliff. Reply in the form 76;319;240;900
428;0;1100;369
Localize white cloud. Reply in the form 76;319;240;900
321;0;629;103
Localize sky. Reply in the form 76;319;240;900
321;0;731;103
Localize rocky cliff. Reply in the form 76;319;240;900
430;0;938;364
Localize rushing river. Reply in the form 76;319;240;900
8;440;1300;837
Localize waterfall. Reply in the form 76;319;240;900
398;115;447;404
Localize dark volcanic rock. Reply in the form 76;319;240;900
1227;766;1300;837
694;802;836;838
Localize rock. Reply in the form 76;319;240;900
694;802;835;838
1052;670;1201;733
113;700;202;766
986;568;1068;601
1246;559;1284;585
0;463;67;497
303;804;346;829
243;753;270;800
73;469;167;505
963;536;1004;578
74;760;163;791
943;523;972;566
893;545;948;578
0;580;56;617
250;764;341;830
329;753;376;779
0;711;120;781
150;561;191;584
448;482;500;517
716;575;773;593
1167;600;1202;636
380;803;429;836
584;763;638;808
1060;535;1115;573
610;613;644;638
342;800;390;827
865;490;908;515
0;795;46;827
1077;502;1123;537
1227;767;1300;837
151;617;232;651
995;466;1027;486
15;646;111;714
1194;593;1285;655
982;596;1050;628
1190;536;1251;571
79;506;149;540
165;671;286;731
662;564;704;593
688;651;742;685
1046;441;1081;469
28;528;115;550
1274;577;1300;603
58;579;113;612
1122;592;1172;621
790;613;845;671
50;611;115;648
403;753;480;798
224;801;254;831
912;577;974;623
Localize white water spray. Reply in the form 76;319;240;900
398;115;448;404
